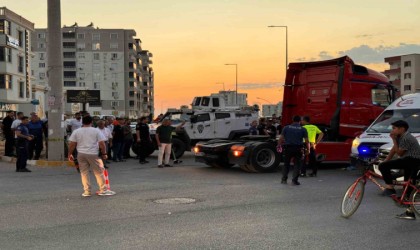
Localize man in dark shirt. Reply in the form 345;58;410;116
15;116;33;172
136;116;154;164
266;119;277;139
27;114;44;160
155;118;185;168
2;111;15;156
112;118;125;162
379;120;420;220
278;115;310;185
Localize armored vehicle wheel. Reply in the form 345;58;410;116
171;138;186;159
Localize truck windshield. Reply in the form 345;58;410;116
367;109;420;133
372;88;392;107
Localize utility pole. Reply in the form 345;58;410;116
47;0;64;161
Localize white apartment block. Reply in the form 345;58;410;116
384;54;420;96
211;90;247;107
262;102;282;117
32;23;154;119
0;7;34;117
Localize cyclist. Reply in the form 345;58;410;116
378;120;420;220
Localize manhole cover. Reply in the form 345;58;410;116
153;198;196;204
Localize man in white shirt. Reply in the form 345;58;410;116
68;112;82;133
68;116;116;197
97;120;112;164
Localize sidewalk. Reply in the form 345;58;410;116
0;140;74;167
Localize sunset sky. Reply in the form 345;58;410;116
3;0;420;114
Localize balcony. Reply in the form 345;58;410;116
383;68;400;75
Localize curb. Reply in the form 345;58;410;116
0;156;76;168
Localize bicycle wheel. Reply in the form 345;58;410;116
409;187;420;216
341;180;365;218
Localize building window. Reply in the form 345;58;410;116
92;33;100;40
64;81;76;87
92;43;100;50
129;101;135;107
0;47;4;61
18;56;24;73
93;53;100;60
39;73;45;79
39;53;45;60
129;91;134;97
77;33;85;39
63;42;75;48
78;63;85;70
18;31;24;48
404;61;412;67
79;73;85;79
19;81;24;98
110;43;118;49
111;53;118;60
404;85;412;91
93;63;100;71
38;43;45;49
63;61;76;68
404;73;412;79
64;71;76;78
38;33;46;39
129;82;135;88
111;63;117;70
111;101;119;107
0;20;11;35
0;74;12;89
110;33;118;39
78;53;85;59
77;43;85;50
6;48;11;62
62;32;75;39
93;73;101;80
79;82;85;87
63;52;75;58
112;82;118;89
94;82;100;89
39;63;46;68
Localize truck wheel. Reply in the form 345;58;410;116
171;138;186;159
249;143;280;173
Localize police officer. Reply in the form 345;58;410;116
15;116;33;172
278;115;309;185
136;116;153;164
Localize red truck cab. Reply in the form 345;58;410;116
281;56;396;163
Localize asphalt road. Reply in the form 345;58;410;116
0;153;419;250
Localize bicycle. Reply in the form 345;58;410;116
341;166;420;218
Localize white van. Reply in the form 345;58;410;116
350;93;420;167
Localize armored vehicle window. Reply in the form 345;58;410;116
201;97;210;106
212;98;220;107
193;97;201;106
196;113;210;122
215;113;230;119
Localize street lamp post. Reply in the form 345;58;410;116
224;64;238;105
268;25;288;77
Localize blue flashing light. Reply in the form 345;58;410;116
358;146;371;155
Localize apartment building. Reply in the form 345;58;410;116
261;102;282;117
32;23;154;118
384;54;420;95
0;7;34;117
